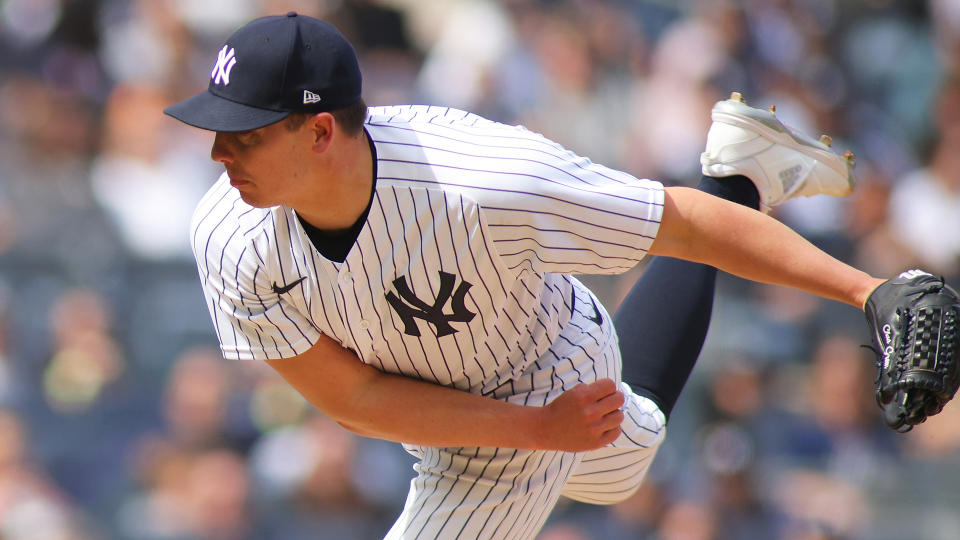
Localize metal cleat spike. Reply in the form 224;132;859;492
842;150;855;165
819;134;833;147
768;104;776;114
730;91;745;103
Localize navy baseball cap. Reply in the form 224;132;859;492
164;12;362;132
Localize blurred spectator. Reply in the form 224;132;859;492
43;287;124;415
903;396;960;459
160;346;237;449
699;422;780;539
604;480;667;539
625;2;731;182
773;469;870;540
888;76;960;279
0;75;121;280
515;4;636;169
843;163;907;279
183;448;252;539
90;82;217;262
98;0;189;88
760;334;898;483
114;346;255;539
0;408;98;539
0;283;22;408
335;0;422;106
658;498;718;540
537;522;593;540
416;0;515;111
248;415;397;538
931;0;960;72
115;445;252;540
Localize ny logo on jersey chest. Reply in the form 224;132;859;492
386;271;475;337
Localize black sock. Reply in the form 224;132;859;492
696;174;760;210
616;175;759;421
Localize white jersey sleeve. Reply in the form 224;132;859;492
190;174;322;360
367;106;664;276
478;149;664;276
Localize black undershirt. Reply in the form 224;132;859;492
296;129;378;263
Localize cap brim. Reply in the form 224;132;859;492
163;91;290;132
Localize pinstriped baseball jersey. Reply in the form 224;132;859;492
190;105;667;539
191;105;662;388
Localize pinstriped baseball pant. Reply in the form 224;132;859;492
385;284;666;540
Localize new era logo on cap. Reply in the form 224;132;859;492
303;90;322;104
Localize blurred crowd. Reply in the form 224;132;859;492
2;0;960;539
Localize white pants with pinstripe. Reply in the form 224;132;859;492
386;285;667;540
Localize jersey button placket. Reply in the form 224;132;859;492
339;271;373;349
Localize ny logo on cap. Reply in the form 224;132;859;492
211;45;237;86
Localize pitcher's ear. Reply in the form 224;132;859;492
309;112;336;153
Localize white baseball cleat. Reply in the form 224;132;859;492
700;91;855;211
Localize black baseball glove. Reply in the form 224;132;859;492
864;270;960;432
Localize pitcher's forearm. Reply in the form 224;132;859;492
650;187;884;308
340;372;624;450
266;335;624;451
335;370;546;448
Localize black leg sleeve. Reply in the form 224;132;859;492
616;175;758;421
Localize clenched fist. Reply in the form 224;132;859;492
536;378;625;452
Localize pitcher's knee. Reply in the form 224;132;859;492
562;474;647;505
560;441;659;505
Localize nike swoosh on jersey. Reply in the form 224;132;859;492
586;295;603;326
272;276;306;295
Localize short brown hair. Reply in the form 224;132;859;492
284;99;368;136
